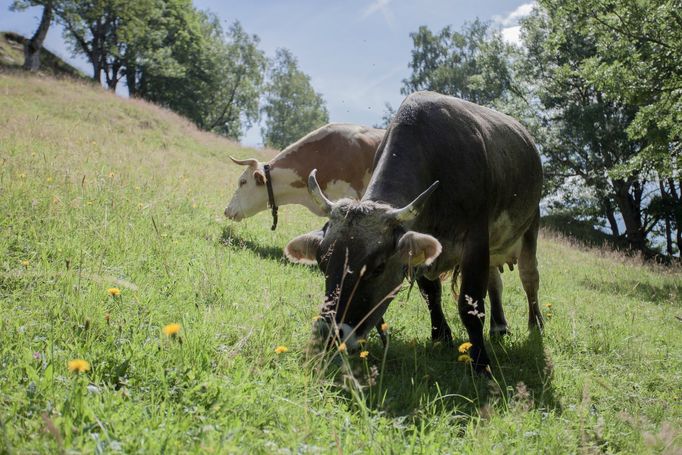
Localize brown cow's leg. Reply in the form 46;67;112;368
519;210;543;330
417;275;453;344
488;267;508;337
457;230;491;374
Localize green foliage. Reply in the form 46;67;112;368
558;0;682;177
1;73;680;453
199;20;266;139
132;12;266;141
261;48;329;149
526;1;682;255
49;0;162;87
401;20;516;106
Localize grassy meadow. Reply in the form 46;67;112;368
0;72;680;453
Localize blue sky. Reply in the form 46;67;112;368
1;0;533;147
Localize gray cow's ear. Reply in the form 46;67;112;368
397;231;442;266
284;230;324;265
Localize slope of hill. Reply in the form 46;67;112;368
0;72;680;453
0;32;87;78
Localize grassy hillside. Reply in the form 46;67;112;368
0;72;680;453
0;32;87;78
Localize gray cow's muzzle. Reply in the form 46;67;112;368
313;319;362;353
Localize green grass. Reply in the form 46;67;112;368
1;72;681;454
0;32;87;79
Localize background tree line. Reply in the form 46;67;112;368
11;0;328;146
12;0;680;259
395;0;681;260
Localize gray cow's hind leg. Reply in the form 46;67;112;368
518;211;543;330
487;267;509;337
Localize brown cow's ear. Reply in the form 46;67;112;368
397;231;442;266
253;169;267;186
284;230;323;265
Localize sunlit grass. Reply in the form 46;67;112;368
1;72;680;453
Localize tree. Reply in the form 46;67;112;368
261;48;329;149
519;5;655;254
11;1;54;72
401;20;516;106
553;0;682;257
49;0;160;89
519;1;681;257
137;16;266;140
200;21;266;139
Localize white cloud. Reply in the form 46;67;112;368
501;25;522;44
493;2;535;27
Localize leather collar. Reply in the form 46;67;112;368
263;164;278;230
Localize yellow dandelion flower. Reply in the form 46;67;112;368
338;342;347;352
20;259;30;268
47;177;53;183
274;345;288;354
546;313;553;318
380;322;389;332
458;342;473;353
458;354;472;363
67;359;91;373
107;287;121;297
162;323;182;337
359;350;369;359
108;172;115;178
18;173;26;179
545;303;552;308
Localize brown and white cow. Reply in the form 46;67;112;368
224;123;385;223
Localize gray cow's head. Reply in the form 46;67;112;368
285;170;442;351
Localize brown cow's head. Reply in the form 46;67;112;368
224;156;269;221
285;170;441;351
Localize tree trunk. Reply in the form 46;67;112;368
659;179;674;256
125;60;137;98
612;179;647;253
23;2;53;72
602;198;620;237
669;178;682;259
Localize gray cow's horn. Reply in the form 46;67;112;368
308;169;333;215
388;180;440;222
229;156;259;168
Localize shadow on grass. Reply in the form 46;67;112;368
580;277;681;306
219;225;285;262
318;330;558;423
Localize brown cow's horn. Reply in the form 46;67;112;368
307;169;333;215
229;156;259;168
388;181;440;222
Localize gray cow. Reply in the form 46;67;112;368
284;91;543;374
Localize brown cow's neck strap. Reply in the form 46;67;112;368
263;164;278;230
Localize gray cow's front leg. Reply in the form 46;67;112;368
417;275;453;345
457;230;492;376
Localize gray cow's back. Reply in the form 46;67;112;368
367;91;542;268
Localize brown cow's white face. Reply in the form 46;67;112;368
224;157;268;221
